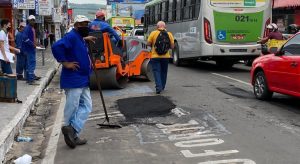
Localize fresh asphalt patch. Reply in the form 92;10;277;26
115;96;229;144
117;96;176;118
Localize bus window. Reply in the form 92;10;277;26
182;0;191;20
162;1;169;22
150;6;155;25
176;0;181;21
172;0;177;21
168;0;173;22
158;3;162;21
194;0;201;19
165;1;169;22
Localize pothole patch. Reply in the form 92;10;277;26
117;96;176;118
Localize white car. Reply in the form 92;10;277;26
130;28;144;40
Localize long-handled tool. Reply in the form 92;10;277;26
87;32;122;129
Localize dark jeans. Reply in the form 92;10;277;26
0;60;13;74
150;58;169;92
25;51;36;82
44;39;49;48
16;53;27;77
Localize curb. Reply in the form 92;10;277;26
0;62;60;163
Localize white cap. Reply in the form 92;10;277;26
74;15;90;23
28;15;36;20
267;23;278;30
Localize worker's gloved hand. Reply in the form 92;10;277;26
62;62;80;71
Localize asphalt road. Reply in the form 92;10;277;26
44;62;300;164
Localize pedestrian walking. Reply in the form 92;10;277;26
49;32;55;46
51;15;93;149
147;21;174;94
15;22;27;80
0;19;20;74
22;15;41;85
43;29;49;49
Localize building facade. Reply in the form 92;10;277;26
273;0;300;32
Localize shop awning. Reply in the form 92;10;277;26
274;0;300;8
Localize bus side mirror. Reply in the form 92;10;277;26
141;17;144;24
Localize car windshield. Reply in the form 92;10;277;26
282;33;300;55
135;30;144;36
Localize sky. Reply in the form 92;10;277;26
69;0;106;5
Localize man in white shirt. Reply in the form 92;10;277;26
0;19;20;74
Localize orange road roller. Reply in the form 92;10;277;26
87;30;153;89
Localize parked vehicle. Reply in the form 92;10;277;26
251;32;300;100
143;0;272;68
130;28;144;40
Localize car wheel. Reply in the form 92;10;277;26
253;71;273;100
172;42;182;66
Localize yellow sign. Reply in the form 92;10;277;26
112;17;135;28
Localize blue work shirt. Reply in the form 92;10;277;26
15;31;23;49
22;25;35;54
51;29;92;89
89;19;120;42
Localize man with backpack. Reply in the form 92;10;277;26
147;21;174;94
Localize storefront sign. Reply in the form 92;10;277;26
35;0;39;15
39;0;52;16
16;0;35;9
52;8;61;23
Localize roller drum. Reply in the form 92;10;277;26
89;67;128;89
141;59;154;81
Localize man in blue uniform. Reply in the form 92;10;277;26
89;10;120;42
22;15;41;85
15;22;26;80
52;15;93;149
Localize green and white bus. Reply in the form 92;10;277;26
143;0;272;67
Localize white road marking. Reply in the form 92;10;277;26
168;131;216;141
212;73;251;86
171;107;188;117
198;159;256;164
156;120;199;129
175;138;224;147
161;126;205;134
181;149;239;158
41;96;65;164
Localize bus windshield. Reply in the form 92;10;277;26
210;0;267;8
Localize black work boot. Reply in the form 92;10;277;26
74;137;88;145
61;125;76;149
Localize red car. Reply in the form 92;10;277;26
251;32;300;100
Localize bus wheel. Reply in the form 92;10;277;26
172;42;182;66
216;60;234;68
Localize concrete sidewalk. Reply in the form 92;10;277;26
0;48;59;163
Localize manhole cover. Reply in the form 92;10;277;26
217;87;254;99
117;96;176;118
